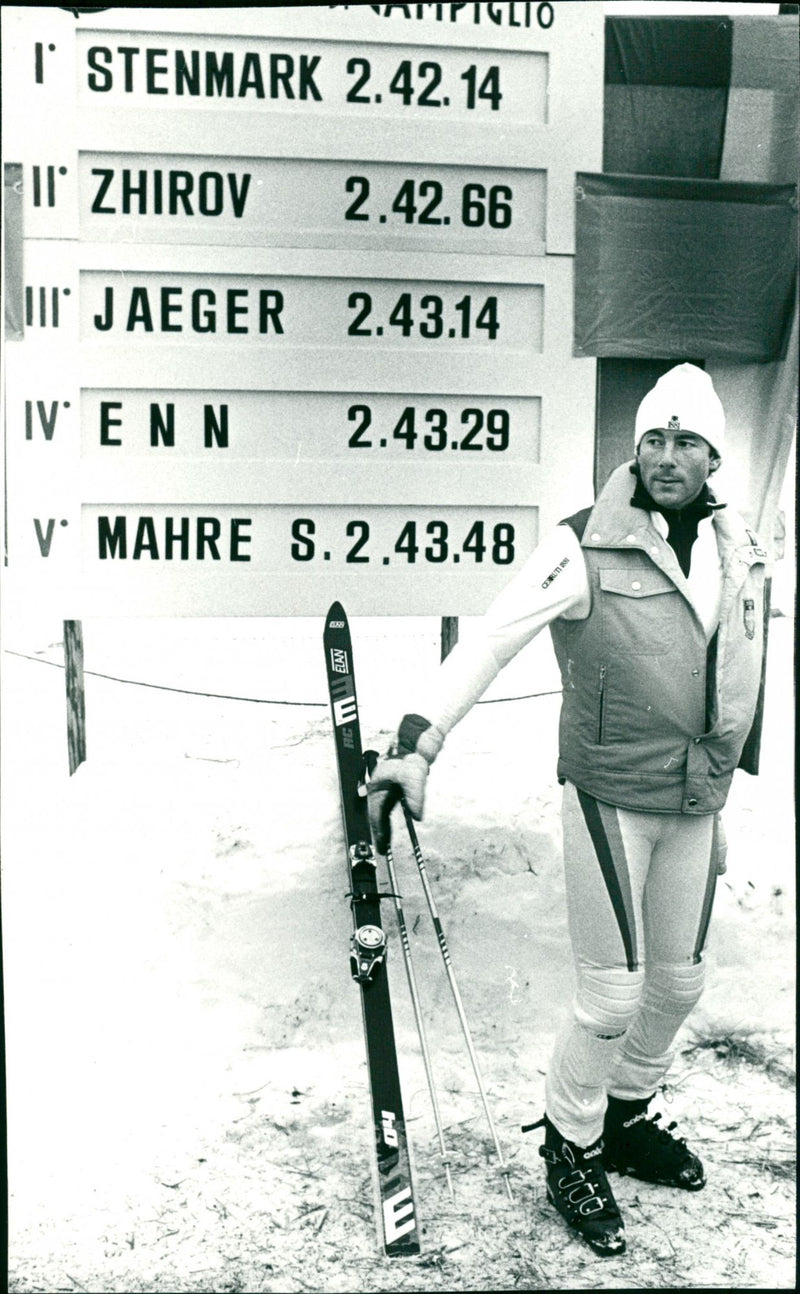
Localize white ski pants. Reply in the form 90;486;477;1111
545;781;720;1146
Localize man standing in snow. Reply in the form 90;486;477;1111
367;364;766;1257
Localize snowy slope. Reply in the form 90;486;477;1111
1;606;795;1291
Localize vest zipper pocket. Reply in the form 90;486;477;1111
597;665;607;745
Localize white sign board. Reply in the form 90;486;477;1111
3;3;603;615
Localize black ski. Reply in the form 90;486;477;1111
323;601;420;1258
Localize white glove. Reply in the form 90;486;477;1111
367;714;444;853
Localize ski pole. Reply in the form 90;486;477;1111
399;798;515;1202
362;753;455;1199
385;842;456;1200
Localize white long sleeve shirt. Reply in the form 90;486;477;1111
419;513;724;741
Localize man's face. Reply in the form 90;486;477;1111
637;430;719;510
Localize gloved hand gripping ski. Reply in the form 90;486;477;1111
367;714;444;853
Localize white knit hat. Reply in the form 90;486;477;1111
634;363;725;457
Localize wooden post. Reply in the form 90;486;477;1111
440;616;459;663
64;619;86;775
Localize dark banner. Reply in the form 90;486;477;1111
574;173;797;362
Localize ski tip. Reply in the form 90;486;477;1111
326;600;347;627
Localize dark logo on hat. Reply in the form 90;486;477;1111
668;414;681;430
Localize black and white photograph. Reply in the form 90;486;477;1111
1;2;796;1290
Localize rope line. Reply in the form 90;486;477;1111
5;650;326;707
480;689;561;704
4;648;561;708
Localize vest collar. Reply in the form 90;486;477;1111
581;462;666;550
582;461;764;582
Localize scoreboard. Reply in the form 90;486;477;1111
3;4;603;616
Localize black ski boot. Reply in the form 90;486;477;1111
603;1093;706;1190
524;1115;626;1257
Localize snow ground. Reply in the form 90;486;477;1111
1;603;795;1291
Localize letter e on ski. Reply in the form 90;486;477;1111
383;1186;416;1246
